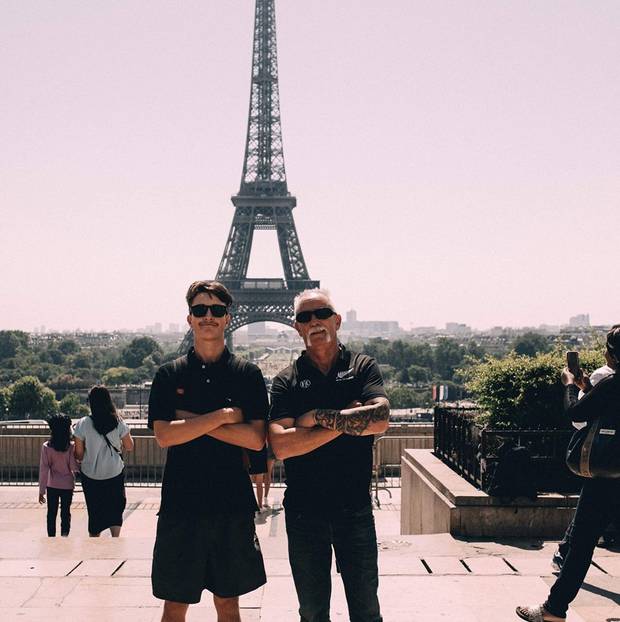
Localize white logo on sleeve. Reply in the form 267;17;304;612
299;379;312;389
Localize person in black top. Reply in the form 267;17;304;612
269;288;390;622
517;325;620;622
148;281;268;622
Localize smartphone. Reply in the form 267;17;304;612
566;351;581;377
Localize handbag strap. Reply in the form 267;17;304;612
579;418;600;478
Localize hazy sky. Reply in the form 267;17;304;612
2;1;619;332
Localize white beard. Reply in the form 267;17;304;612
305;329;332;347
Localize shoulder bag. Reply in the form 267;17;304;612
566;412;620;479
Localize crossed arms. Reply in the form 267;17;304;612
268;397;390;460
153;407;265;451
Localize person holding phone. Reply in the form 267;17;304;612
552;349;615;570
516;324;620;621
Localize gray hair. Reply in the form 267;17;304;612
293;288;336;315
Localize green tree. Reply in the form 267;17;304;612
433;337;465;380
8;376;59;420
57;339;79;355
385;385;432;408
59;393;89;418
512;332;551;357
46;348;65;364
0;387;10;420
362;338;390;362
102;366;136;385
465;340;485;360
397;368;410;383
70;351;92;369
0;330;29;360
122;337;163;368
408;342;434;368
407;364;431;383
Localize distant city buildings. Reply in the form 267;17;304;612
340;309;403;339
569;313;590;328
25;310;604;351
444;322;472;337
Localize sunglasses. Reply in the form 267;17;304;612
295;307;336;323
190;304;228;318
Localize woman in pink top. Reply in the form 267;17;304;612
38;414;79;537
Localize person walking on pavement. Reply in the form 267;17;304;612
38;413;79;537
517;325;620;622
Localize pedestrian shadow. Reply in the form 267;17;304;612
452;536;545;551
580;581;620;606
254;506;283;525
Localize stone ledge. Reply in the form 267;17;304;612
401;449;578;538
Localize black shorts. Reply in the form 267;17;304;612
151;512;266;603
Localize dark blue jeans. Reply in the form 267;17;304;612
545;478;620;617
285;504;382;622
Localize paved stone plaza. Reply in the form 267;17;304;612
0;486;618;621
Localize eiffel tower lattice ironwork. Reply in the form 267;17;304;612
182;0;318;351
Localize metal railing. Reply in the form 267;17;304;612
434;407;580;493
372;433;434;507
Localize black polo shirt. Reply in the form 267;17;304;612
269;345;387;514
148;347;268;516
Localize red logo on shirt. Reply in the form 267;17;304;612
176;387;185;395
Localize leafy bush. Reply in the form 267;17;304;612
464;348;605;429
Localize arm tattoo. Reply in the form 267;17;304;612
344;403;390;436
313;403;390;436
314;409;346;432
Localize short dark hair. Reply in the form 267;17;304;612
606;324;620;364
185;280;233;308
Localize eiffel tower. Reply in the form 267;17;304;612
182;0;318;351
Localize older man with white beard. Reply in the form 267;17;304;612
269;289;390;622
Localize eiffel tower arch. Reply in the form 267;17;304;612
181;0;318;351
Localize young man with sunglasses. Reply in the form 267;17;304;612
148;281;268;622
269;288;390;622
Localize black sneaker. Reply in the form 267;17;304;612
551;548;564;571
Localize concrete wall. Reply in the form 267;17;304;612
0;434;166;471
376;424;433;464
0;427;433;481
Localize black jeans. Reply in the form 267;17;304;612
285;505;382;622
46;487;73;537
545;478;620;617
558;514;619;559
